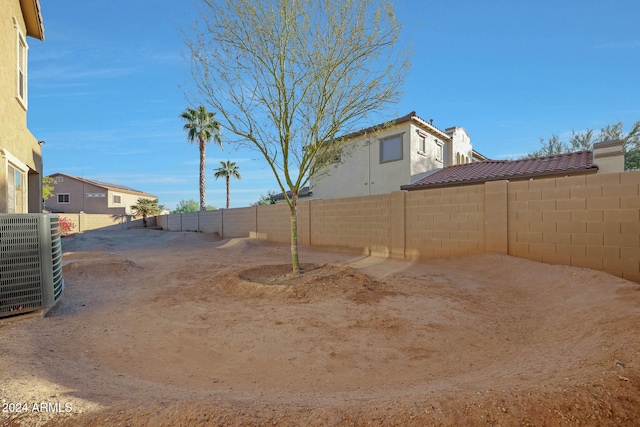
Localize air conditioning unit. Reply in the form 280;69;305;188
0;213;64;318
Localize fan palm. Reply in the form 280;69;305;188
130;198;164;227
181;105;222;211
214;160;241;209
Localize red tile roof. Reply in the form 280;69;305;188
401;150;598;191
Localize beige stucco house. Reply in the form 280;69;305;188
45;173;158;215
307;111;483;201
0;0;45;213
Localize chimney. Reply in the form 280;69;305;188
593;139;625;174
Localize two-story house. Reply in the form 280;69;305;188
307;111;484;200
0;0;45;213
45;173;158;215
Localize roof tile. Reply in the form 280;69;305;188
402;151;597;190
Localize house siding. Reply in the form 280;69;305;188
309;117;471;201
45;173;156;215
0;0;43;213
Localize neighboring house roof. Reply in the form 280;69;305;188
401;150;598;191
271;186;313;202
471;149;489;162
339;111;451;142
19;0;45;40
52;173;157;198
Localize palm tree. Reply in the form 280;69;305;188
130;198;164;227
214;160;241;209
180;105;222;211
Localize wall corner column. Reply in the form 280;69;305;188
390;191;406;259
484;180;508;254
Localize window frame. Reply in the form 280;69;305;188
57;193;71;204
435;139;444;164
7;162;27;213
16;27;28;109
379;133;404;164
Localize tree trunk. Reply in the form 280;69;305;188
199;137;207;211
226;176;230;209
289;192;300;275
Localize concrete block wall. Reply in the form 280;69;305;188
222;206;256;238
256;203;291;243
507;171;640;283
405;184;486;259
199;210;222;235
150;171;639;283
310;194;391;256
58;213;147;233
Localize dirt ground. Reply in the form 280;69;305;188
1;228;639;426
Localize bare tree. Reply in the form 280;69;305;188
185;0;410;273
523;120;640;170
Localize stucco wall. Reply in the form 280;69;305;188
0;0;43;213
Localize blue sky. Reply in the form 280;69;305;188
28;1;640;209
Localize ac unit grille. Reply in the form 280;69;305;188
0;214;64;317
50;216;64;300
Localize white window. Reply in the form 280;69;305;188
419;135;426;153
16;30;28;108
55;176;64;182
380;134;403;163
435;140;444;163
7;163;27;213
57;194;70;204
86;193;106;198
113;195;121;204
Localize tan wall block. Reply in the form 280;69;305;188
557;221;587;233
529;242;556;255
571;210;603;222
543;232;571;245
516;211;542;222
508;181;529;192
605;184;639;198
515;190;542;202
620;246;640;260
542;211;571;223
586;197;621;210
529;221;556;233
542;254;571;266
571;256;603;270
603;209;639;223
570;186;601;199
529;199;556;212
621;221;640;235
571;233;603;246
621;197;640;209
529;178;557;190
508;241;529;256
585;172;621;186
603;258;636;277
450;194;469;204
586;245;620;259
555;175;586;188
517;231;543;243
587;222;620;234
556;198;586;211
509;221;530;233
442;204;459;214
556;244;586;257
604;234;638;248
541;187;570;200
